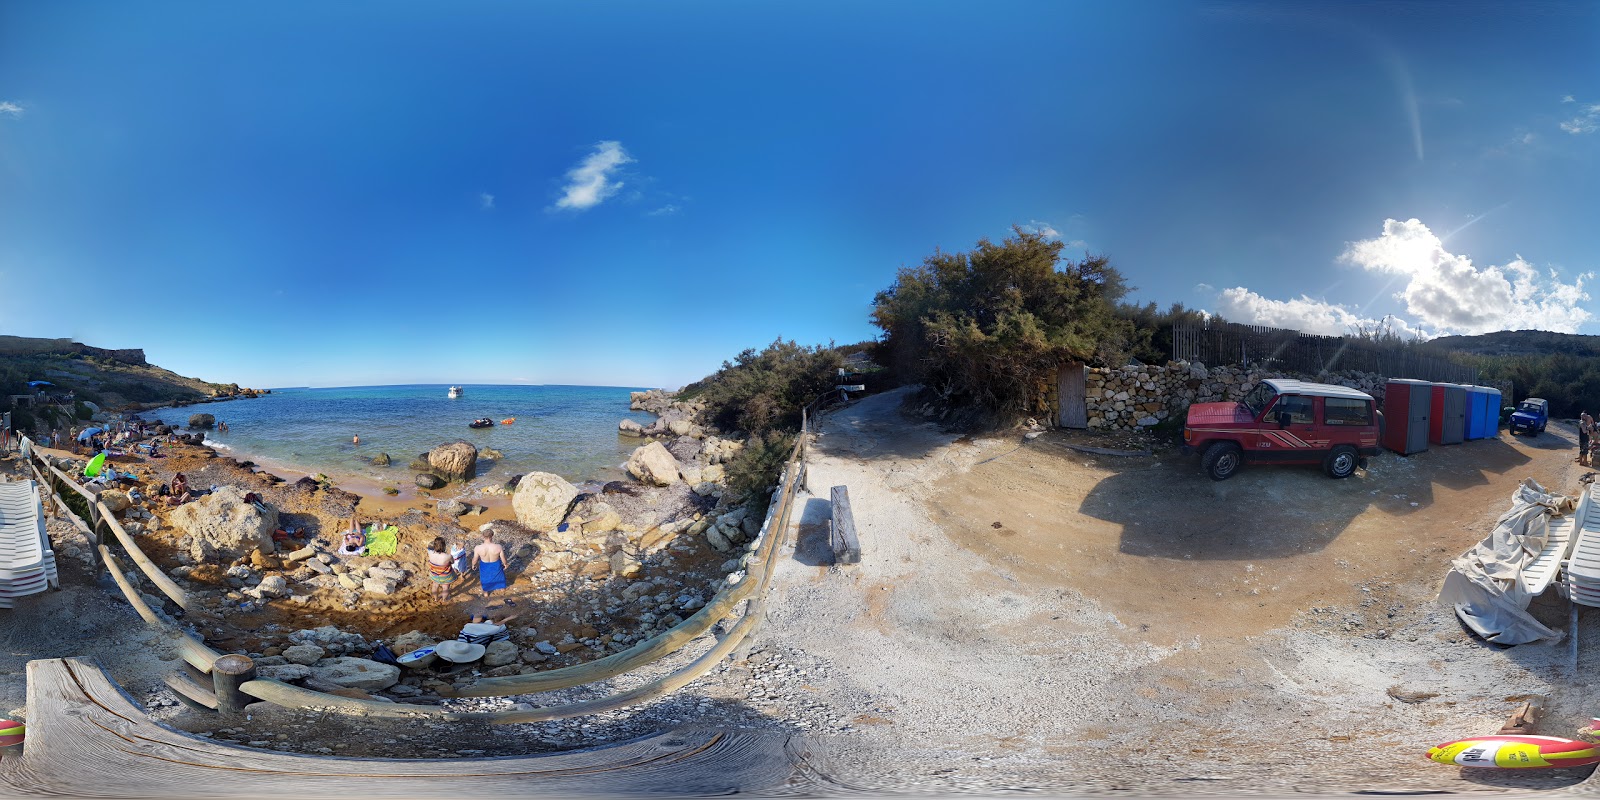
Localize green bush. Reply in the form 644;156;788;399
681;339;844;435
74;400;93;420
871;227;1134;427
722;430;797;515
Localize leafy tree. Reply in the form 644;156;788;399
871;227;1134;424
680;338;845;435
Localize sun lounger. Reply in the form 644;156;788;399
1565;483;1600;608
1521;488;1586;596
0;480;58;609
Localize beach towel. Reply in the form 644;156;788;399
451;544;470;574
478;559;507;594
364;525;400;558
458;622;509;645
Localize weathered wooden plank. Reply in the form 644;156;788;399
829;485;861;565
164;671;219;711
4;657;801;798
100;546;220;672
96;500;192;611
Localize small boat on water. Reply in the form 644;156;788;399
468;418;494;429
448;386;464;398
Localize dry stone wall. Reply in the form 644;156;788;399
1084;361;1391;431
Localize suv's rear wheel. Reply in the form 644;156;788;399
1201;442;1242;481
1324;445;1359;479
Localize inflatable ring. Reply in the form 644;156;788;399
501;418;515;425
0;718;25;748
1428;735;1600;769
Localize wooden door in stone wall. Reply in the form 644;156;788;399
1058;362;1087;428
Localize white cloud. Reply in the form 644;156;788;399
1563;95;1576;103
1213;288;1429;339
647;204;679;217
0;101;22;117
553;141;632;211
479;192;495;210
1339;218;1591;334
1560;101;1600;134
1022;220;1060;239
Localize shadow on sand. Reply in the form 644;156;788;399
1074;435;1536;561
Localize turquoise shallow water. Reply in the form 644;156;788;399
139;384;657;486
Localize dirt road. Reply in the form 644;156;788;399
741;387;1600;794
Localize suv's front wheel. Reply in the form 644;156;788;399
1324;445;1359;479
1201;442;1242;481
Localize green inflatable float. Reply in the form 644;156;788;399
84;451;106;478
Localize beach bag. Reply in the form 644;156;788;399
370;643;400;666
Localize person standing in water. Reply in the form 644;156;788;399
471;530;509;598
353;434;360;445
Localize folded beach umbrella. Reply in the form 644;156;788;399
84;452;107;478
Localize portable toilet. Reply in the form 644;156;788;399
1481;386;1503;437
1463;385;1496;440
1383;379;1432;455
1428;383;1467;445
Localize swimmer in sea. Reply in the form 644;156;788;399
353;434;360;445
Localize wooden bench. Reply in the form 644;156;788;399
0;657;804;798
830;485;862;565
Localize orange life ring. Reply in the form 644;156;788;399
501;418;515;425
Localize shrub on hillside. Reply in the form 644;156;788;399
722;430;797;516
681;339;844;435
871;227;1134;426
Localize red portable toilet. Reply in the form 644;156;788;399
1429;383;1467;445
1383;379;1432;455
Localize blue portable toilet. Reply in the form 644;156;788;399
1463;386;1488;439
1472;387;1497;438
1463;385;1501;439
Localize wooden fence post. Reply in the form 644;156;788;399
211;654;257;714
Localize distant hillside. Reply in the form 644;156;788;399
0;335;232;414
1425;330;1600;358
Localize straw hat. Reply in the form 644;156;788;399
433;640;486;664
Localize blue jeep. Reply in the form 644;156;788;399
1509;398;1548;435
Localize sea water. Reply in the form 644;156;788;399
139;384;658;486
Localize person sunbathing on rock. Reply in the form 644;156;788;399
164;473;192;506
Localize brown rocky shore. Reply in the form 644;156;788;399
36;388;764;706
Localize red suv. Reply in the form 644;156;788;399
1181;378;1381;481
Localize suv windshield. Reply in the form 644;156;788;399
1242;383;1277;417
1519;402;1541;413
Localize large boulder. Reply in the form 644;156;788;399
309;657;400;692
618;419;644;437
99;489;132;514
426;441;478;482
513;472;579;531
188;413;216;429
482;640;519;668
581;501;622;533
626;441;682;486
282;644;326;665
169;486;278;562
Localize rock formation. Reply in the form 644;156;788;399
169;486;278;562
426;441;478;482
512;471;579;531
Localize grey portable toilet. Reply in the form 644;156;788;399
1429;383;1466;445
1382;379;1432;455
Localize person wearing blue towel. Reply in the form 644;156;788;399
471;529;508;597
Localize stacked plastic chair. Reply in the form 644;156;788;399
0;479;57;609
1567;481;1600;608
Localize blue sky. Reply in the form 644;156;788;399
2;2;1598;388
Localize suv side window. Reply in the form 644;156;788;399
1323;397;1372;426
1274;395;1315;424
